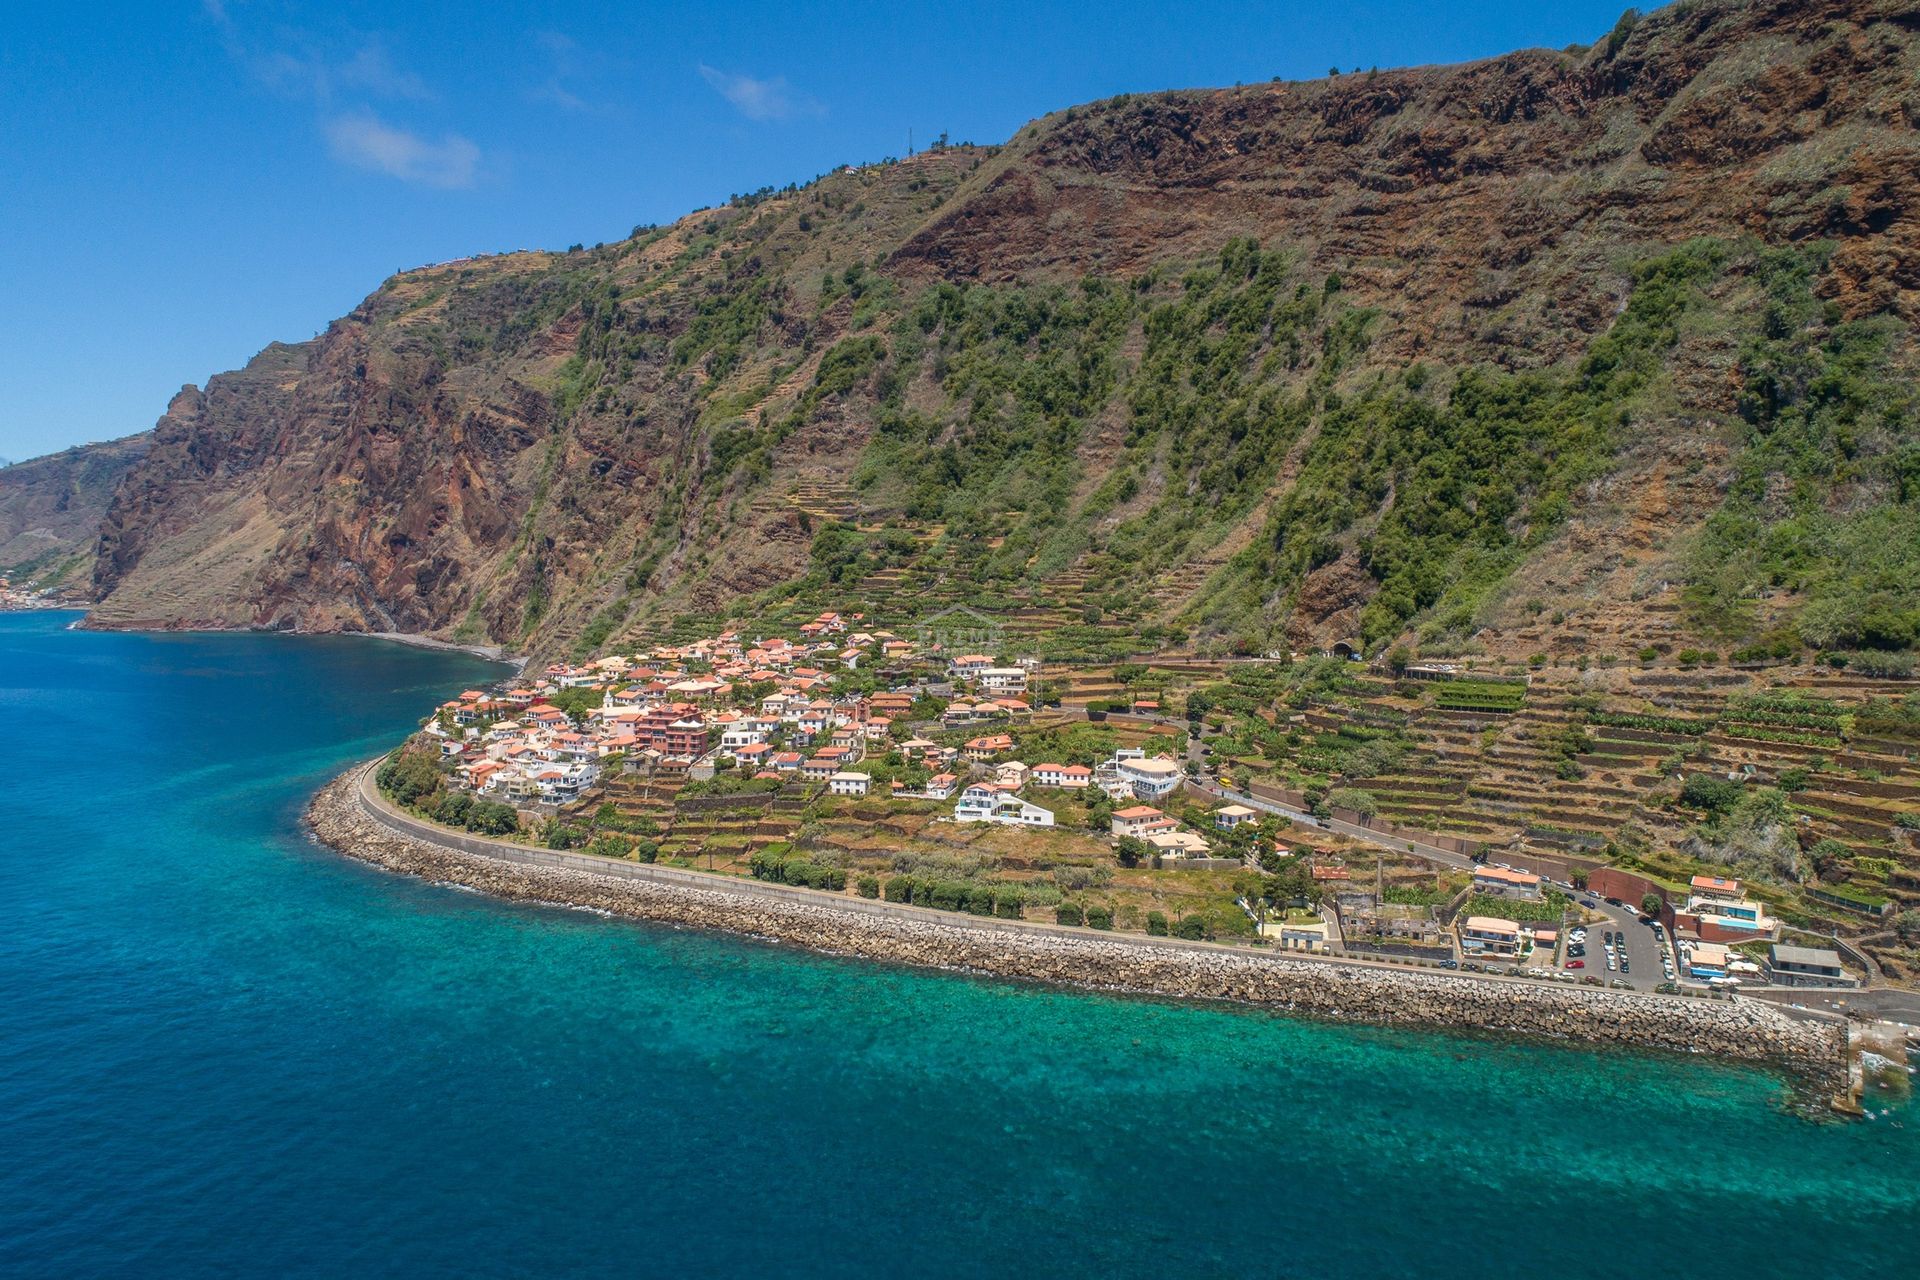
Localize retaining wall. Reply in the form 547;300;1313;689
310;766;1852;1095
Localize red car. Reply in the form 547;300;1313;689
1566;959;1585;969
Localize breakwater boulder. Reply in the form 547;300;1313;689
308;771;1851;1097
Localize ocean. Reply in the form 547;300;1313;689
0;610;1913;1278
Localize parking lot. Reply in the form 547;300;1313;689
1558;898;1673;990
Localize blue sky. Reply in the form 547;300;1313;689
0;0;1634;461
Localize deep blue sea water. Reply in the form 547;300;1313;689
1;610;1915;1278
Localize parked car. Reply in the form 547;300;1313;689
1439;959;1458;969
1581;899;1599;909
1567;960;1585;970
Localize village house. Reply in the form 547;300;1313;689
1144;830;1212;858
719;717;775;750
1032;763;1093;789
993;760;1030;790
1213;803;1259;830
1111;805;1177;838
1114;753;1182;801
829;771;871;797
949;654;995;681
1687;941;1731;980
955;783;1054;827
1690;874;1742;901
977;666;1028;695
1681;894;1776;937
964;734;1015;761
1766;944;1857;988
1471;865;1543;900
1458;915;1521;957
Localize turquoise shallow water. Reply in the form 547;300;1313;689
0;610;1914;1278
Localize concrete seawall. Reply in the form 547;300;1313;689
307;767;1853;1099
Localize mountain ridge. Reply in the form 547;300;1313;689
49;0;1920;667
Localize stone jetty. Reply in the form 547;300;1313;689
308;769;1853;1098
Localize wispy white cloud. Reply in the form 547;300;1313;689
337;42;433;101
202;4;479;188
525;31;619;115
698;64;821;122
324;110;479;188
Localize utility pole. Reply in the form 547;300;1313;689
908;127;914;157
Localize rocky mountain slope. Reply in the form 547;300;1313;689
0;433;150;591
74;0;1920;665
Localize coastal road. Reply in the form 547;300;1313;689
344;761;1756;1012
1747;986;1920;1029
1191;762;1683;988
1191;775;1483;873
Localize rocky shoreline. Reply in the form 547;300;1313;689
307;770;1855;1101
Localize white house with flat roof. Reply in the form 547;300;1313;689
1115;753;1182;800
978;667;1028;695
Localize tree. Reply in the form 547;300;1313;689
1115;836;1150;868
1174;915;1206;940
434;792;474;826
378;749;446;807
1084;903;1114;930
466;801;520;836
1056;901;1085;926
1639;892;1663;917
1808;838;1852;878
1680;775;1743;816
1325;787;1379;819
1085;793;1114;834
1146;911;1170;936
581;834;623;858
1892;910;1920;945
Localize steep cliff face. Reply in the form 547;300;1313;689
82;0;1920;661
0;433;150;591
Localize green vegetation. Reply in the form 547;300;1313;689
749;848;848;891
376;750;519;835
1683;244;1920;649
1461;889;1568;923
1204;241;1726;648
1431;679;1528;712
